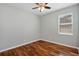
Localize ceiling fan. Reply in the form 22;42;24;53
32;3;51;12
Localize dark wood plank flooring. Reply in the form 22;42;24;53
0;40;78;56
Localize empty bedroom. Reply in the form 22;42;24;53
0;3;79;56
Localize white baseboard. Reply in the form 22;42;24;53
42;39;79;50
0;39;41;53
0;39;79;53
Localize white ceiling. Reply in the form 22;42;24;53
9;3;77;16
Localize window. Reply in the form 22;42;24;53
58;13;73;35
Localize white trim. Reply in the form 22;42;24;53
0;39;79;53
58;13;73;35
42;39;79;50
0;39;41;53
60;23;72;25
59;32;73;35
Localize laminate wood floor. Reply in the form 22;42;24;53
0;40;79;56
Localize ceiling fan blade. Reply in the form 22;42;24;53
45;3;48;5
35;3;39;5
44;6;51;9
32;7;38;9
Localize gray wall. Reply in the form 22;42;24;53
41;4;79;47
0;3;79;51
78;5;79;47
0;4;40;51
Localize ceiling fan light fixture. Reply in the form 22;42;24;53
38;7;45;12
41;7;45;11
38;7;40;10
32;3;51;12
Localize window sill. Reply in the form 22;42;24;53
58;32;73;35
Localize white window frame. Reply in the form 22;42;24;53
58;13;73;35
